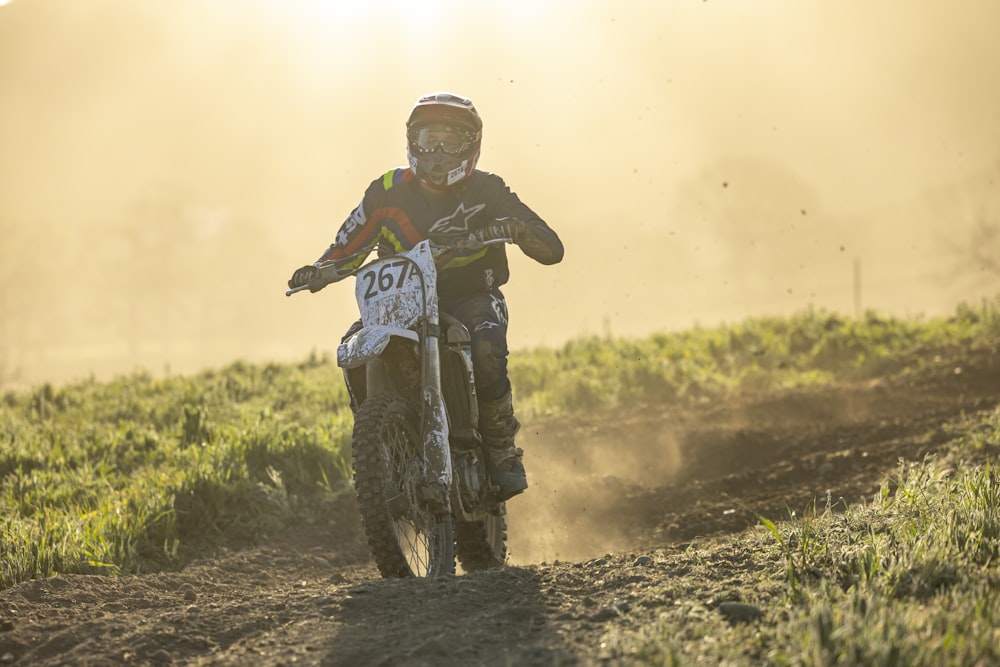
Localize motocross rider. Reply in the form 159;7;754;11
288;92;564;501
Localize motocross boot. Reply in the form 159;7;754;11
479;389;528;501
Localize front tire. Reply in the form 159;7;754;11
352;393;455;578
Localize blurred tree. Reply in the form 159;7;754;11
967;219;1000;277
0;216;61;387
99;188;284;377
671;158;838;299
937;161;1000;291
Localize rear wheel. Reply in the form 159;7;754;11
352;393;455;578
455;511;507;572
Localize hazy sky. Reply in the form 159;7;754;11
1;0;999;384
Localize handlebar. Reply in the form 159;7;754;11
284;260;345;296
285;233;511;297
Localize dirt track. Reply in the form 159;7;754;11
1;343;998;666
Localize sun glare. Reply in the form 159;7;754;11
281;0;448;30
272;0;548;42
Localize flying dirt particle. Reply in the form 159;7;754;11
840;245;846;252
722;181;729;188
801;209;807;215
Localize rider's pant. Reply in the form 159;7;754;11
444;289;520;459
441;288;511;403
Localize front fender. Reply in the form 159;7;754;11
336;325;419;369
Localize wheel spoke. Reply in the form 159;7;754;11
394;520;431;576
385;418;435;575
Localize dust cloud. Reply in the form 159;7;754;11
507;418;685;564
2;0;1000;387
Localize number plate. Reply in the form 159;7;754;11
355;241;438;329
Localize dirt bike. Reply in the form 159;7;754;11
286;236;510;578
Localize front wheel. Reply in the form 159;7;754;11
352;393;455;578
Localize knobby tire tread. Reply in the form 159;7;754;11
455;514;508;572
352;393;455;578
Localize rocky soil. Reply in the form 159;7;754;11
1;343;997;666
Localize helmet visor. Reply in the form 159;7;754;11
409;123;476;155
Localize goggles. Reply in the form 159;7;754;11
409;123;476;155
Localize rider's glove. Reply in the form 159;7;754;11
476;217;528;244
288;264;321;290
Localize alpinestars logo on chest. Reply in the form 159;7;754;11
429;202;486;234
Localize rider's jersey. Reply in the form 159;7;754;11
317;167;563;300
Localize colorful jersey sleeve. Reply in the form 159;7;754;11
317;169;423;270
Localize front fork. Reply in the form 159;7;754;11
419;321;452;514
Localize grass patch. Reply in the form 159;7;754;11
511;297;1000;419
0;358;353;587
